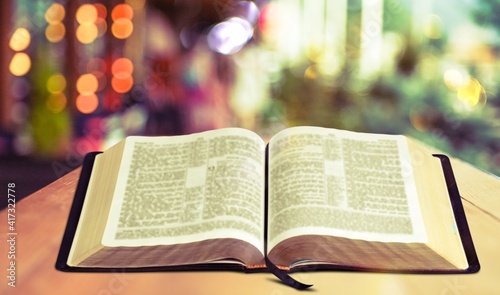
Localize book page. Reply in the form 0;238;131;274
102;128;266;255
267;127;427;249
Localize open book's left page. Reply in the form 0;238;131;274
104;128;266;252
69;128;267;267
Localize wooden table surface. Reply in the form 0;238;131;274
0;154;499;295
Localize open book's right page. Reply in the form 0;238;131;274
267;127;427;250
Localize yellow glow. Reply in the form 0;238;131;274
111;18;134;39
304;65;319;80
76;73;99;95
45;3;65;24
76;4;98;24
112;75;134;93
112;4;134;21
45;23;66;43
112;58;134;76
76;94;99;114
457;78;486;107
76;23;98;44
47;74;67;94
9;28;31;51
46;93;67;113
9;52;31;76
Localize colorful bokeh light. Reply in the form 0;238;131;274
76;4;98;25
46;23;66;43
45;3;65;24
111;58;133;76
94;3;107;37
457;78;487;108
207;17;253;55
76;23;98;44
112;4;133;21
9;28;31;52
47;74;67;94
76;73;99;95
9;52;31;76
111;75;134;93
46;93;67;113
444;68;468;91
111;18;134;39
76;94;99;114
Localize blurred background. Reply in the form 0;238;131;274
0;0;499;203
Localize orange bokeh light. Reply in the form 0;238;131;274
9;52;31;76
76;94;99;114
9;28;31;52
94;3;107;20
76;73;99;95
45;3;65;24
111;18;134;39
46;23;66;43
111;75;134;93
112;58;134;76
111;4;133;21
76;23;98;44
76;4;98;24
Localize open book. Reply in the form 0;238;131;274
56;127;479;282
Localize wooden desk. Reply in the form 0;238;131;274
1;154;499;295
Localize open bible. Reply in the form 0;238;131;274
56;127;479;282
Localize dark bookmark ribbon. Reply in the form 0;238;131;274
265;257;313;290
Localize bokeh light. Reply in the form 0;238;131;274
111;75;134;93
76;4;98;24
76;94;99;114
95;17;108;37
111;58;133;76
94;3;107;19
46;93;67;113
45;23;66;43
94;3;107;37
207;17;253;55
9;52;31;76
76;74;99;95
258;3;282;40
76;23;98;44
234;1;260;25
111;4;133;21
9;28;31;52
45;3;65;24
444;68;468;91
47;74;67;94
304;65;319;80
111;18;134;39
457;78;487;108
